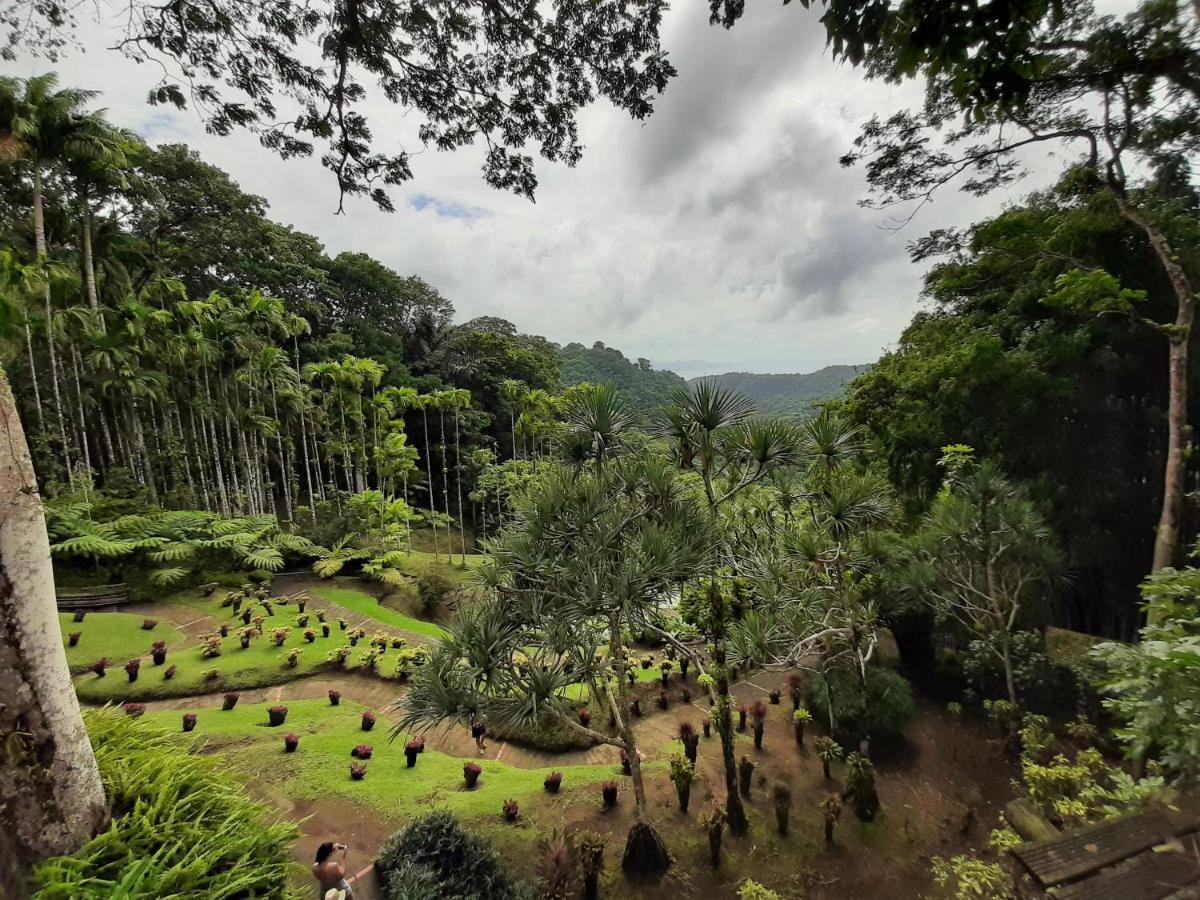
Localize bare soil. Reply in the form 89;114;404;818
224;667;1015;899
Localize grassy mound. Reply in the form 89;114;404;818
60;612;186;674
34;708;299;899
140;698;627;822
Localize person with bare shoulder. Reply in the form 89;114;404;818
313;841;353;899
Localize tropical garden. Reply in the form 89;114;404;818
1;0;1198;898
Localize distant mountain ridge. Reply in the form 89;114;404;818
690;365;869;419
558;342;688;415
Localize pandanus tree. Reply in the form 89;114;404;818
729;416;900;745
903;449;1063;704
402;393;712;881
657;381;799;835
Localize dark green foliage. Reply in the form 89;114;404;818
417;572;453;615
33;709;297;898
376;811;531;900
558;342;686;416
807;666;915;744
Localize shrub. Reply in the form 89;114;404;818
141;618;157;630
123;703;146;717
199;633;222;659
150;641;167;665
182;712;197;732
303;628;316;643
844;752;881;821
739;880;781;900
463;762;482;788
769;689;781;705
282;647;303;669
296;614;309;628
815;736;843;779
202;667;220;681
271;627;291;647
163;664;177;680
404;736;424;767
578;707;592;727
807;665;915;743
418;572;453;614
33;709;297;898
738;755;755;798
772;785;791;835
544;771;563;793
124;659;140;682
375;811;528;900
222;692;240;711
656;689;669;710
350;762;367;781
91;658;108;677
352;744;374;760
67;631;81;647
73;610;86;623
669;754;695;813
601;780;618;808
502;798;519;822
537;830;580;900
328;645;353;666
284;733;299;752
328;689;341;706
267;705;288;727
362;711;377;731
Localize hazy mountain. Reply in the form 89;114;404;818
690;365;869;419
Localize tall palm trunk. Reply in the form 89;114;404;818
32;165;73;484
0;366;106;869
453;404;467;563
421;405;440;562
69;348;91;490
293;338;317;521
77;183;99;312
439;406;452;561
23;321;43;428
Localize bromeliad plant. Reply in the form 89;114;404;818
150;641;168;665
351;744;373;760
404;736;424;767
267;705;289;726
124;659;141;682
463;762;482;788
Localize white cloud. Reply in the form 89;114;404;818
4;2;1047;376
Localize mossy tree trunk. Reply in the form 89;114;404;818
0;368;106;873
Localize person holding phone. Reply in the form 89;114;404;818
313;841;353;899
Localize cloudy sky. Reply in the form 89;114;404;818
5;2;1060;377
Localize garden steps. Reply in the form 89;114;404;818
1013;810;1176;887
1048;849;1200;900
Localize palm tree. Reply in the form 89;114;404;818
0;74;119;484
658;381;799;836
416;392;442;561
499;378;527;460
562;383;633;471
443;387;473;563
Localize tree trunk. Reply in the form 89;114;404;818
421;406;440;561
33;165;74;485
1115;197;1195;583
23;322;44;429
454;405;467;564
78;183;99;313
0;367;106;870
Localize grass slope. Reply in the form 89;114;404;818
61;612;186;674
75;612;406;703
140;699;627;823
309;584;448;639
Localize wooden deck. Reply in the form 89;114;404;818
1012;811;1174;887
1049;850;1200;900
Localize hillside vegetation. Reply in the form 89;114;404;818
558;341;687;416
692;365;868;419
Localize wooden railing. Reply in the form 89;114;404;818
56;583;129;610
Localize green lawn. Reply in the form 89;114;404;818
74;613;405;703
60;612;186;673
309;584;448;639
138;698;626;822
